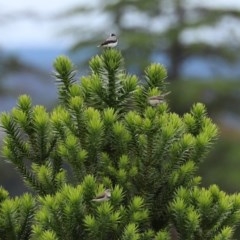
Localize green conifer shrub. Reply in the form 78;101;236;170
0;49;240;239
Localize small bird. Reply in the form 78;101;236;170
91;189;111;202
98;33;118;48
148;92;170;106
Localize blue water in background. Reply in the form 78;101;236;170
10;48;240;77
0;48;65;111
8;48;67;70
1;48;240;112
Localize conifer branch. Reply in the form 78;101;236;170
54;56;76;106
1;48;239;239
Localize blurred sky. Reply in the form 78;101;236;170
1;0;240;50
0;0;90;49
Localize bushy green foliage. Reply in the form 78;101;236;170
0;49;239;239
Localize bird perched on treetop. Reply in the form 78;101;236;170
98;33;118;48
91;189;111;202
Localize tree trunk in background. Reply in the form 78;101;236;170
169;40;182;81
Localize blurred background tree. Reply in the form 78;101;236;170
62;0;240;80
0;9;50;97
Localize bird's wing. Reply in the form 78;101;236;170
148;96;164;100
93;192;106;199
100;36;117;46
149;92;171;100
